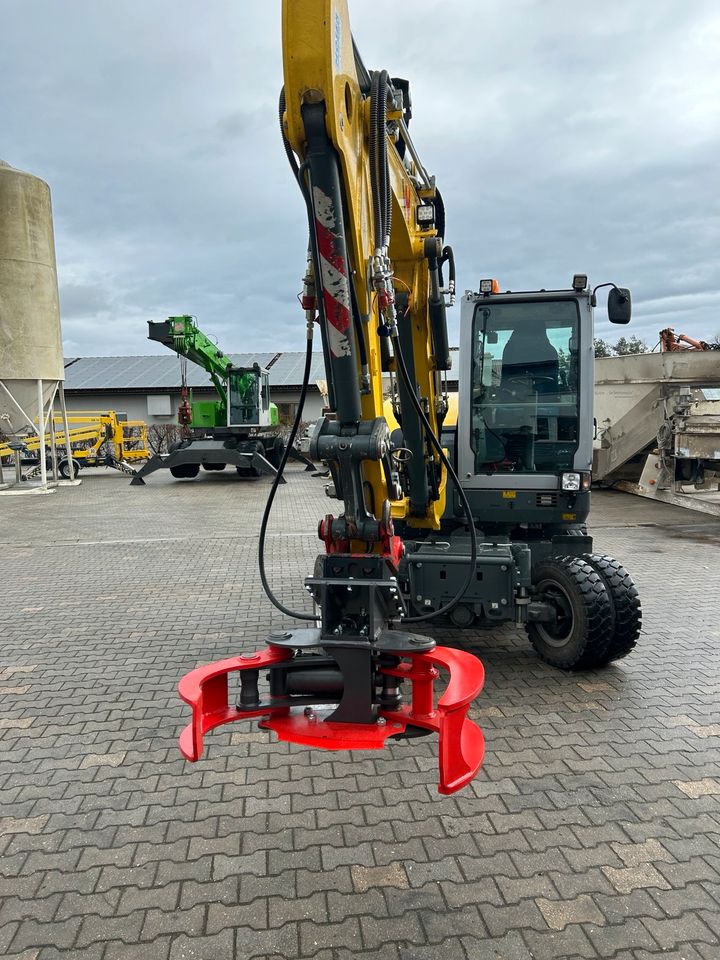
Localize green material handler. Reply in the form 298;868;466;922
131;315;291;485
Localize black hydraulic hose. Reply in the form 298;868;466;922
384;142;392;248
378;71;391;246
378;70;390;246
369;69;391;250
352;37;372;95
348;275;369;373
440;245;455;293
391;331;478;624
434;188;446;245
257;333;317;622
278;88;299;179
369;71;382;250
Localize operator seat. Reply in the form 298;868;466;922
500;327;559;395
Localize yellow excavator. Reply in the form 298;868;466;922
176;0;639;793
176;0;485;795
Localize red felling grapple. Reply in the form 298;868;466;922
178;632;484;795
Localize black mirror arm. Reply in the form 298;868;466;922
590;282;625;307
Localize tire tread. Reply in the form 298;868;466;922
527;555;613;670
583;554;641;663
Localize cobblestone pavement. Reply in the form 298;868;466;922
1;466;719;960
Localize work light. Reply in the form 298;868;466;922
416;203;434;225
561;472;581;491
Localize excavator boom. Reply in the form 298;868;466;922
282;0;452;532
176;0;485;794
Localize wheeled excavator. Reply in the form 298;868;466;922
176;0;641;794
131;314;286;484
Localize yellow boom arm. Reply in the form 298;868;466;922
282;0;453;536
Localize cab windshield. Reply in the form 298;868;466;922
471;299;580;474
229;370;260;425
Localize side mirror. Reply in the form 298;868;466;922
486;330;498;344
608;287;632;324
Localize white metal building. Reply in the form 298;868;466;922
62;352;329;426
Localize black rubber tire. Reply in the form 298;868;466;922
527;555;613;670
202;463;226;471
583;554;641;664
170;464;200;479
59;458;80;480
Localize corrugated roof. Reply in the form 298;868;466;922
63;353;322;391
268;352;328;385
62;347;459;392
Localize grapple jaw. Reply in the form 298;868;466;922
178;631;485;795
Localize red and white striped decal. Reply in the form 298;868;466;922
313;186;352;358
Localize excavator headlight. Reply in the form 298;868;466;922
416;203;435;225
572;274;588;291
561;472;581;492
479;279;500;295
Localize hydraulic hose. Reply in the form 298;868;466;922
278;88;299;179
391;331;478;624
369;72;383;251
257;331;317;622
264;98;323;620
379;71;392;248
440;245;455;297
369;69;391;252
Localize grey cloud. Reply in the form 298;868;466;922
2;0;717;358
59;282;112;319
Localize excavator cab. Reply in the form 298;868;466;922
399;277;641;671
227;366;277;427
463;290;586;507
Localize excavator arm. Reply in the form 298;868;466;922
282;1;453;534
176;0;484;795
148;315;231;402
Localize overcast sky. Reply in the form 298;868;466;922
3;0;719;357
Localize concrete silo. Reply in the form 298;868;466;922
0;160;73;490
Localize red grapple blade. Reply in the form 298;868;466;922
178;646;293;762
177;644;485;795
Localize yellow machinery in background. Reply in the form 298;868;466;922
0;410;149;479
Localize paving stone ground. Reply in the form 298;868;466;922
1;466;719;960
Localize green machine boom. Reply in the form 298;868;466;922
131;315;296;485
148;315;279;429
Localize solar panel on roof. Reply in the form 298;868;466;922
62;353;323;390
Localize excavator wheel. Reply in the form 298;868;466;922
202;463;226;471
526;556;613;670
170;464;200;479
582;555;641;664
